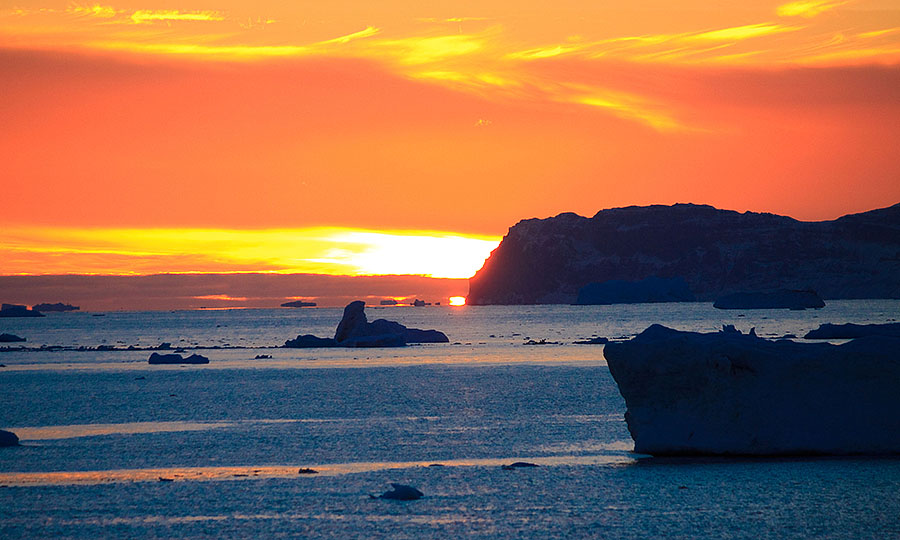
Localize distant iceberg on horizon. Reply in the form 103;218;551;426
604;324;900;456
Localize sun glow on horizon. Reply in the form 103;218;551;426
1;0;900;249
449;296;466;306
0;226;501;280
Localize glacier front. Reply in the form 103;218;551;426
604;325;900;456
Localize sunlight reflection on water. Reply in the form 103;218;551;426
0;453;636;486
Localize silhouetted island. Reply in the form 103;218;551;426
32;302;80;312
281;300;317;308
468;203;900;304
0;304;44;317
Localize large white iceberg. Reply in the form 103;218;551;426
604;325;900;456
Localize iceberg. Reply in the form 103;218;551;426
604;324;900;456
804;322;900;339
148;352;210;365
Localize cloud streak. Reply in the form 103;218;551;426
129;10;225;24
1;227;501;279
777;1;851;18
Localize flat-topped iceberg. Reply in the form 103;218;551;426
604;324;900;456
804;322;900;339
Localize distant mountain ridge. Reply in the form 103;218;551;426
467;203;900;305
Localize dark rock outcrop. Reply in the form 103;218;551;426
573;336;609;345
714;289;825;310
604;324;900;455
0;333;26;343
0;429;20;447
373;483;424;501
32;302;79;312
576;276;695;305
501;462;540;469
468;203;900;305
334;301;370;343
0;429;19;448
285;301;449;349
284;334;338;348
0;304;44;317
804;322;900;339
334;301;448;347
148;352;210;364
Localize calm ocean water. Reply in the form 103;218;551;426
1;301;898;539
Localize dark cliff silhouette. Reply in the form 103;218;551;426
468;203;900;305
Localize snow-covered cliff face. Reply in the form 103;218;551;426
467;203;900;304
603;325;900;456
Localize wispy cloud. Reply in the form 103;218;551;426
67;5;119;19
375;34;483;65
690;23;798;41
417;17;490;23
507;44;584;60
130;10;225;25
564;85;686;132
3;3;898;132
316;26;380;45
858;27;900;39
87;41;311;59
777;1;851;18
89;26;380;59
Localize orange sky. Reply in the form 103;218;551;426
2;0;900;279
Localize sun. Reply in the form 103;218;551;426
449;296;466;306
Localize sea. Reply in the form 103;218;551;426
1;301;899;539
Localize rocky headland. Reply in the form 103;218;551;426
468;203;900;304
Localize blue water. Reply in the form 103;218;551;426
1;302;898;538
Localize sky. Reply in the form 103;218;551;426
2;0;900;292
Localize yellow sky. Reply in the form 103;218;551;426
1;226;501;278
